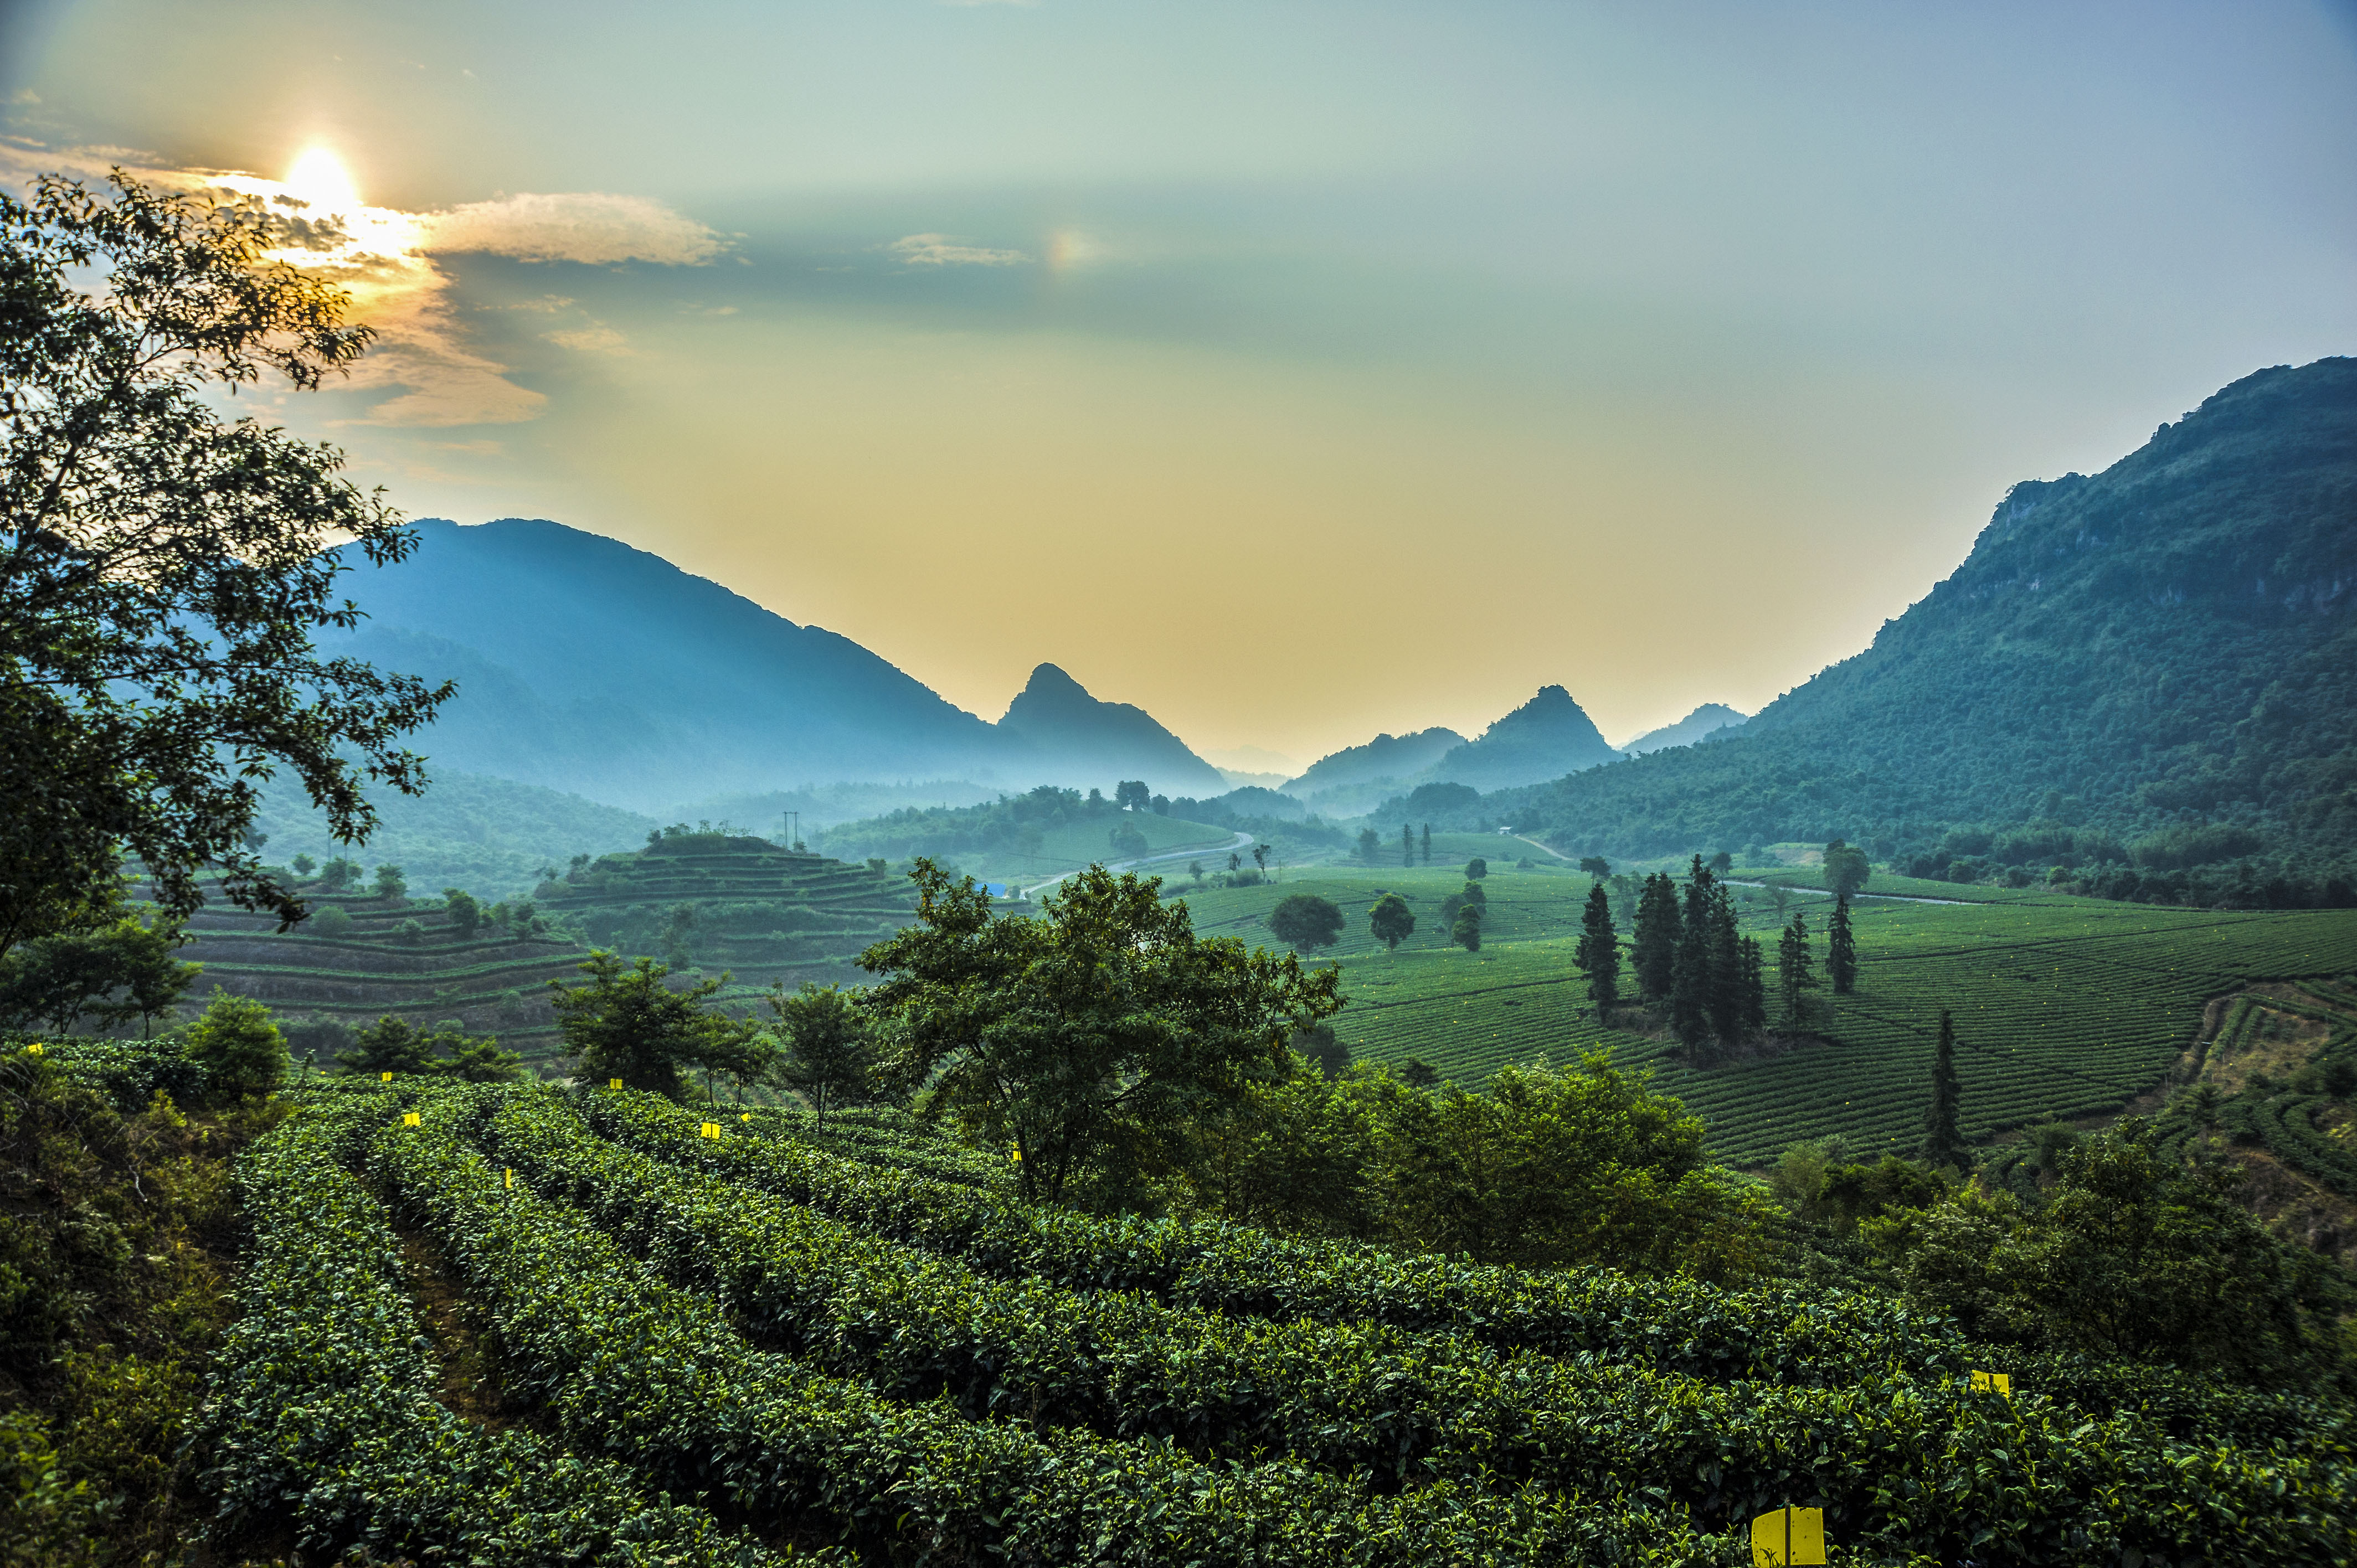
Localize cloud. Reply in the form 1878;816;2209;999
543;324;628;352
418;192;727;266
886;232;1033;267
0;142;721;427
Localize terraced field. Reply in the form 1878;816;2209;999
1166;863;2357;1167
178;836;923;1067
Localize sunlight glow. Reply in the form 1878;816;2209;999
285;145;361;216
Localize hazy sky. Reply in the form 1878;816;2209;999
6;2;2355;768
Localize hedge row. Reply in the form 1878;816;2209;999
193;1097;795;1567
486;1089;2357;1563
592;1089;2353;1454
582;1090;1971;1383
744;1105;1006;1187
375;1089;1735;1567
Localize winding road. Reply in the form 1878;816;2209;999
1017;830;1259;900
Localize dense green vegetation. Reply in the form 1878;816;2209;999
248;766;660;901
814;785;1238;884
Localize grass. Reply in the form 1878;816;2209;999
1164;863;2357;1168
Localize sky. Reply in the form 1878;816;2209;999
5;1;2355;770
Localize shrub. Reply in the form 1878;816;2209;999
180;990;286;1102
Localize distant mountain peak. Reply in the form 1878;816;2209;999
1427;685;1619;791
1621;703;1749;755
997;664;1227;796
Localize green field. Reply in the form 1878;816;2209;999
1171;863;2357;1167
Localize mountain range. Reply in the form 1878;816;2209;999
1485;357;2357;873
1622;704;1749;754
320;520;1226;812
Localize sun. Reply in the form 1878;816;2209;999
284;146;361;216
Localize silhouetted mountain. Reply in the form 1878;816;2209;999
1621;704;1749;754
1492;358;2357;877
1285;728;1466;795
1425;686;1622;791
321;519;1218;813
995;664;1229;797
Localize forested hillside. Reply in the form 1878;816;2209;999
1494;358;2357;880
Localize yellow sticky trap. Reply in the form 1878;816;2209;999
1751;1506;1826;1567
402;1112;421;1127
740;1112;752;1122
609;1077;623;1091
381;1070;393;1082
699;1122;721;1139
504;1168;514;1190
1010;1148;1022;1162
1969;1369;2012;1396
24;1044;42;1056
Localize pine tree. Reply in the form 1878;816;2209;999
1776;911;1818;1031
1737;935;1767;1039
1574;881;1620;1012
1922;1009;1968;1170
1671;857;1716;1050
1420;824;1431;864
1401;823;1415;865
1705;878;1743;1047
1828;894;1857;995
1632;872;1679;1000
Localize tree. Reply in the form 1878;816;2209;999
1707;850;1732;874
1776;911;1818;1031
1114;780;1151;812
864;862;1342;1205
1823;838;1872;898
1737;935;1767;1039
1573;882;1619;1012
181;988;287;1102
1400;824;1414;866
1253;843;1271;878
1828;894;1857;994
1150;795;1169;816
764;982;878;1126
320;857;359;893
1368;894;1416;952
1670;858;1717;1049
0;172;451;958
1887;1122;2347;1385
338;1014;522;1080
1631;873;1679;1001
1419;824;1431;864
337;1015;441;1076
547;950;740;1101
1188;860;1204;885
1579;857;1610;879
1449;901;1483;952
0;913;199;1035
441;888;481;938
1268;894;1345;952
1227;852;1242;873
372;864;406;903
1921;1009;1968;1170
1356;828;1381;863
1464;857;1487;881
1108;821;1149;858
290;854;316;877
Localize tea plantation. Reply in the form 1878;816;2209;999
40;1029;2345;1567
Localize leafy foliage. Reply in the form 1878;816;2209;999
0;171;450;953
861;860;1342;1203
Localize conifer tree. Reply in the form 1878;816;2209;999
1573;881;1620;1012
1632;872;1680;1000
1419;824;1432;864
1828;894;1857;994
1705;878;1743;1046
1737;935;1767;1039
1671;857;1717;1050
1922;1009;1968;1170
1776;911;1818;1030
1401;823;1415;865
